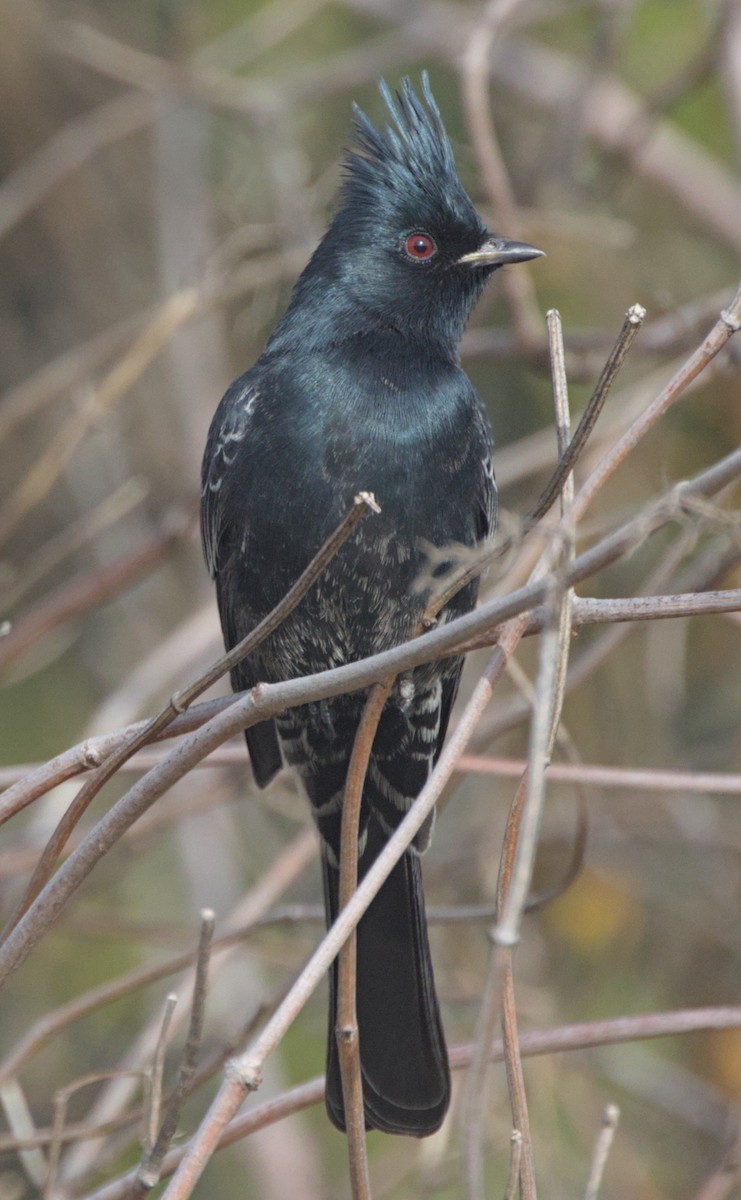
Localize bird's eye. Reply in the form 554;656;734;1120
404;232;437;261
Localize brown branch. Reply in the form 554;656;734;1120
2;438;740;992
133;911;215;1196
527;303;646;524
503;1130;523;1200
0;293;200;549
0;829;315;1090
584;1104;620;1200
426;299;646;620
4;583;740;803
337;681;392;1200
456;755;741;796
465;306;576;1200
77;1006;741;1200
462;626;530;1200
460;0;542;349
573;282;741;519
0;511;190;677
158;643;512;1199
144;994;178;1154
45;1071;149;1198
0;493;377;941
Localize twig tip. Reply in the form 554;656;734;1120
355;490;381;514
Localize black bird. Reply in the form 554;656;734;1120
201;75;543;1137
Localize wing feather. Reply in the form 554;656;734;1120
200;378;259;579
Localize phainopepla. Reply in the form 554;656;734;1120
201;74;543;1137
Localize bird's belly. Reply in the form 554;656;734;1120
260;530;425;681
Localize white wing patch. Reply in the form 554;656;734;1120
201;384;259;578
481;451;498;540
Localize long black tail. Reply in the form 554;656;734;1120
323;820;450;1136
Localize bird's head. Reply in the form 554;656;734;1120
300;74;543;358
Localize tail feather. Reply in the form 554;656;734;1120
323;821;450;1136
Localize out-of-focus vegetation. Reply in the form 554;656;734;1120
1;1;740;1197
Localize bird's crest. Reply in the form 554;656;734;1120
341;73;478;228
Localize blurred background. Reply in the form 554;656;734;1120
0;0;740;1196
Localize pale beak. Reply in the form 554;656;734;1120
458;237;545;267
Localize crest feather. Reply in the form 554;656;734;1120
342;73;465;212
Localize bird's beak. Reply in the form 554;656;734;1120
458;237;545;268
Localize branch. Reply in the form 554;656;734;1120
0;511;190;677
77;1005;741;1200
336;682;392;1200
133;911;215;1196
2;439;741;989
0;494;377;938
583;1105;620;1200
158;646;513;1199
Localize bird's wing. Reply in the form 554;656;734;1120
200;377;259;580
436;404;497;758
478;448;498;541
475;394;498;542
201;377;284;787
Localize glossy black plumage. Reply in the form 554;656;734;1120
201;75;542;1136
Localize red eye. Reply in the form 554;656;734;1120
404;232;437;260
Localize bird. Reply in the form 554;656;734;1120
201;73;543;1137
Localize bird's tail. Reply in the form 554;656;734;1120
323;820;450;1137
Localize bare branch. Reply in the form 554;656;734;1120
460;0;542;348
0;494;376;939
503;1130;523;1200
584;1104;620;1200
158;642;513;1199
0;512;190;678
133;911;215;1196
528;304;646;524
2;436;740;992
0;830;315;1092
337;683;392;1200
0;293;200;549
144;994;178;1155
79;1006;741;1200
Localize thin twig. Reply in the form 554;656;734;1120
583;1104;620;1200
465;308;576;1200
159;644;512;1200
503;1130;523;1200
456;755;741;795
427;301;646;620
78;1006;741;1200
0;293;200;549
3;442;741;992
501;310;576;1200
0;494;377;940
460;0;542;349
462;625;531;1200
44;1072;148;1199
337;682;393;1200
145;995;178;1154
134;911;215;1195
500;951;536;1199
0;512;190;677
0;829;315;1093
573;283;741;519
528;303;645;523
